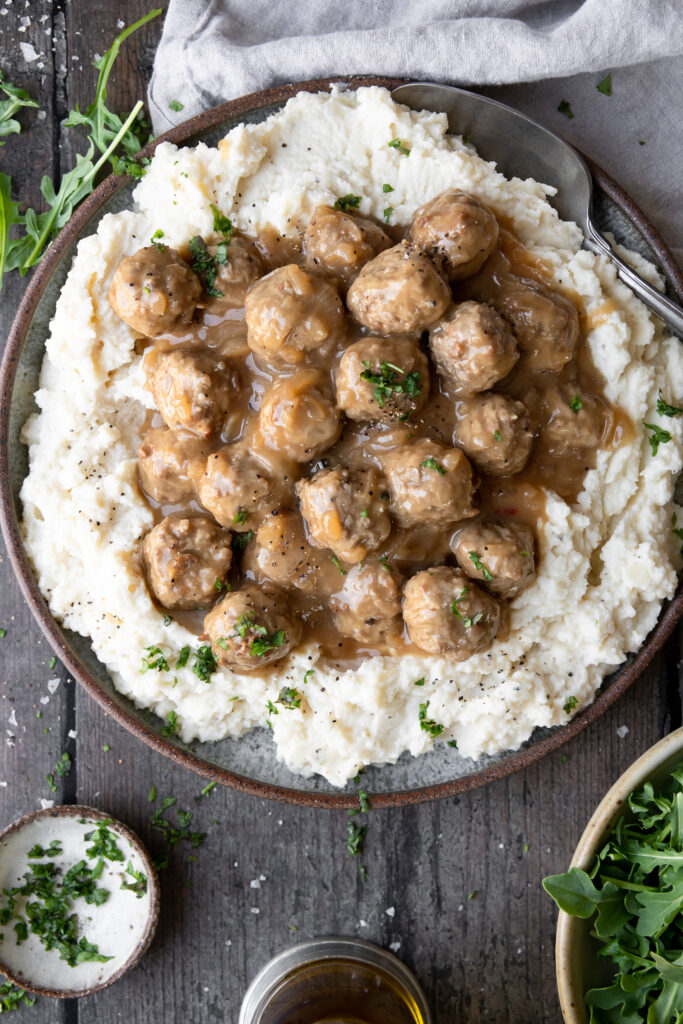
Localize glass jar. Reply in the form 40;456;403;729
239;937;432;1024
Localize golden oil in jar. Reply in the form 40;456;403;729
239;937;431;1024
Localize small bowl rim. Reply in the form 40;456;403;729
0;804;160;999
555;725;683;1023
1;75;682;808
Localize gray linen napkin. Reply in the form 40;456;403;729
148;0;683;251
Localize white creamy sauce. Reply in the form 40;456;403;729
20;87;683;786
0;815;152;991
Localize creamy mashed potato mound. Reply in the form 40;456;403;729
20;87;683;785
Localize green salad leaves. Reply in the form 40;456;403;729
0;9;161;292
544;760;683;1023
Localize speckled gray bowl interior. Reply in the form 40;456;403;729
4;96;677;800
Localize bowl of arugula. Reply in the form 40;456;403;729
544;727;683;1024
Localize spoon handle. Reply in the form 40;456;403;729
584;223;683;338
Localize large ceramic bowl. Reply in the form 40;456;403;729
1;76;682;808
555;727;683;1023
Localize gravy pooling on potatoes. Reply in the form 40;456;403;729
107;190;631;671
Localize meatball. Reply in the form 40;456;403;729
141;515;232;610
402;566;500;659
108;245;201;337
538;384;608;456
244;264;345;367
137;426;207;504
451;521;536;599
408;189;499;281
145;346;240;438
455;394;533;477
382;439;477;528
204;236;264;309
204;584;301;671
335;337;430;423
330;560;403;642
304;204;392;286
259;369;341;462
496;278;580;372
296;466;391;564
198;444;285;530
243;511;338;593
429;301;518;393
346;242;451;335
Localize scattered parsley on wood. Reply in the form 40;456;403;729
557;99;574;119
468;551;493;582
0;982;34;1011
388;138;410;155
596;73;612;96
421;456;446;475
149;794;208;871
656;390;683;417
333;194;361;213
49;655;57;669
570;394;583;413
419;700;444;737
0;629;6;638
644;422;672;456
543;759;683;1022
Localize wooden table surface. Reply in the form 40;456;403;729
0;5;680;1022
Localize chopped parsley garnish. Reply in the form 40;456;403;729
169;99;184;112
388;138;410;155
383;206;393;222
193;645;218;681
251;631;286;657
414;677;425;687
493;429;502;442
84;821;125;862
209;203;233;241
644;422;672;456
0;628;6;638
419;700;444;737
596;73;612;96
0;982;34;1011
148;785;157;803
120;860;148;899
563;695;578;714
232;613;256;640
160;710;179;738
102;744;110;752
656;390;683;417
199;781;216;797
214;576;224;591
421;456;446;475
333;194;361;213
303;669;315;684
150;228;165;250
570;394;583;413
360;508;369;519
468;551;493;582
28;841;62;859
265;699;278;720
277;687;301;710
162;614;173;627
332;556;348;575
448;740;458;748
177;645;190;668
451;587;483;629
379;555;392;572
189;234;228;297
382;183;394;193
149;794;208;870
49;655;57;669
346;820;367;857
360;360;422;409
557;99;574;119
141;645;170;673
232;530;253;552
233;508;248;525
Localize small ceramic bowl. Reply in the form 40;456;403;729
0;805;160;998
555;726;683;1023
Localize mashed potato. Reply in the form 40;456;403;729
20;87;683;786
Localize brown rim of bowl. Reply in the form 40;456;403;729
0;76;682;811
0;804;160;998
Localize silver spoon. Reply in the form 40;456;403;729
392;82;683;338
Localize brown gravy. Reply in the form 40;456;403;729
136;220;632;668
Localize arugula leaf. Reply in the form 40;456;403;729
542;866;601;917
0;72;39;146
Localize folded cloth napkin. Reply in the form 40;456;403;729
148;0;682;133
